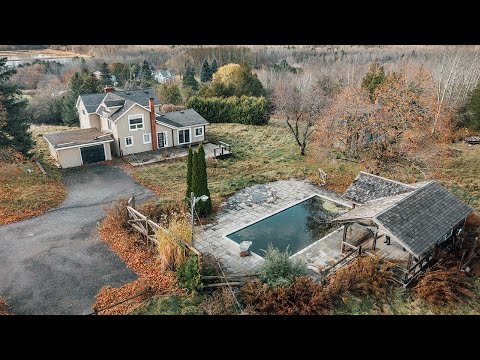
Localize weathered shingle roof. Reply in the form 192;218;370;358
110;99;137;121
343;172;415;204
376;181;473;257
334;192;413;224
156;109;209;128
78;89;159;115
79;93;107;113
43;128;114;149
112;89;159;107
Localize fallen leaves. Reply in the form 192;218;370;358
93;203;180;315
0;297;9;315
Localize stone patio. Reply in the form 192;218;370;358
194;179;353;274
124;142;231;166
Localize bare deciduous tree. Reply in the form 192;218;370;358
272;73;329;155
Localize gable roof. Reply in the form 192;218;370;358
334;192;413;224
79;93;107;113
156;109;209;128
43;128;114;149
375;181;473;257
343;172;415;204
78;89;159;115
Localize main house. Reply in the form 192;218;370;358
44;88;209;168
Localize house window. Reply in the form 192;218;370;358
102;111;108;119
128;115;144;131
125;136;133;147
178;129;191;144
143;133;151;144
107;119;113;131
194;127;203;137
82;109;86;116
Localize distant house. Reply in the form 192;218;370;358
153;70;175;83
93;71;118;86
43;88;209;168
333;172;473;285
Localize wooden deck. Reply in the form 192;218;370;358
124;141;232;166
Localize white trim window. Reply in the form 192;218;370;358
143;133;151;144
107;119;113;131
128;114;144;131
194;127;203;137
178;129;191;145
82;109;86;116
125;136;134;147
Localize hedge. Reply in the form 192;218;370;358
186;96;269;125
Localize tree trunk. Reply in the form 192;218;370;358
300;145;306;156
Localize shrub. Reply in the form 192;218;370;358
156;217;192;271
176;254;203;293
201;287;240;315
240;277;330;315
259;245;307;287
414;264;474;308
241;255;393;315
103;196;130;230
160;104;186;113
186;95;269;125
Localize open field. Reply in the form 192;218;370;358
0;125;72;225
132;122;330;209
0;48;88;60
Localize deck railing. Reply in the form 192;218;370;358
213;141;232;158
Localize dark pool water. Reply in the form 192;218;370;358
227;196;349;256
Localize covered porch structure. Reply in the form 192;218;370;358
333;181;473;286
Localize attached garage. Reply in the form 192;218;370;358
43;128;114;169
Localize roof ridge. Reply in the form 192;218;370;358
374;180;436;219
359;171;415;188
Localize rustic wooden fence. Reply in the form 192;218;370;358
126;200;201;259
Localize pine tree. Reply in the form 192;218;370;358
200;60;211;83
361;61;386;101
210;58;218;75
182;66;199;91
0;57;34;155
61;70;101;126
192;143;212;215
141;60;153;81
100;62;112;87
185;146;193;201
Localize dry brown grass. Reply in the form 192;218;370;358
241;256;392;315
0;297;9;315
157;217;192;271
0;140;66;225
414;265;474;310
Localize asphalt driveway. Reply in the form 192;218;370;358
0;164;154;315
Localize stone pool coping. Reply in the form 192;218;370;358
195;179;354;275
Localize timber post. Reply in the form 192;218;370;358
372;228;378;251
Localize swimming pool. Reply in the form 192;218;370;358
226;195;350;256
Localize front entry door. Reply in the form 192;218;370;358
157;132;167;148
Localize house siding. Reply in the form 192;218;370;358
78;101;91;129
58;147;82;168
114;105;154;155
56;142;112;168
89;114;100;129
171;126;205;147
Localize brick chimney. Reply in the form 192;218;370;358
104;86;114;93
149;97;158;151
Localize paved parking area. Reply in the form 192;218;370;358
0;164;154;315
